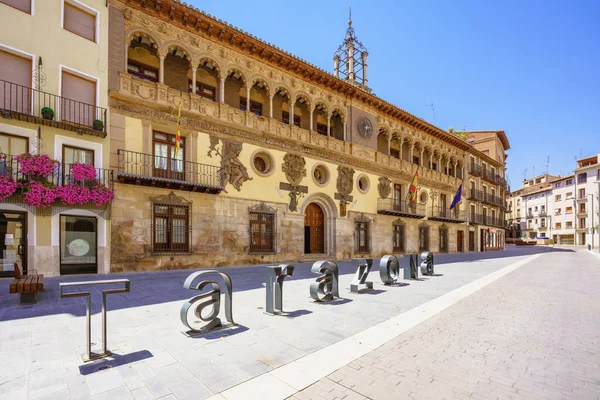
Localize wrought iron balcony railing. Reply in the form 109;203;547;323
482;169;503;185
117;149;223;193
469;163;482;177
468;188;483;201
470;213;483;224
0;79;107;137
429;206;466;223
377;198;426;219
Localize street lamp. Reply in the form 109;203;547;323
590;193;596;250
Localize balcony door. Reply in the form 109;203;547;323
153;131;185;182
61;71;96;127
440;193;447;217
0;50;31;114
63;145;94;185
393;184;402;211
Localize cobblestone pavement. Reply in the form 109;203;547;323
290;248;600;400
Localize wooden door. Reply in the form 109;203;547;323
304;203;324;254
469;231;475;251
457;230;464;252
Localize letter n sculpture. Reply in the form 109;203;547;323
420;252;434;275
309;261;339;302
403;254;419;279
265;264;295;315
180;270;234;335
379;255;400;285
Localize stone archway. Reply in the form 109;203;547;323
300;193;338;257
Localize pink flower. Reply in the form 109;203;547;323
15;153;60;177
23;181;56;208
55;184;114;207
70;163;97;181
0;176;19;201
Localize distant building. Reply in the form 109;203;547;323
574;153;600;247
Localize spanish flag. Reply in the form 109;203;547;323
407;168;419;202
174;91;182;158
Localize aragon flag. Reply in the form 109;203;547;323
174;91;183;158
407;169;419;202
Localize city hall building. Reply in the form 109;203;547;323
106;0;510;272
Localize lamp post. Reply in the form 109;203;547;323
590;193;595;250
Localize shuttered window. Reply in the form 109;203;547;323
0;0;31;14
61;71;96;126
64;2;96;42
0;50;31;113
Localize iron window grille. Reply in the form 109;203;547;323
439;224;448;253
392;219;406;253
419;222;430;252
248;203;277;254
151;193;192;254
354;213;371;254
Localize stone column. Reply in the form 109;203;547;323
327;114;331;136
269;94;274;119
309;108;314;131
219;76;225;103
348;43;355;81
190;66;197;95
387;136;391;155
334;55;340;78
246;85;251;112
361;51;369;86
421;149;425;167
289;101;294;126
343;120;347;141
158;54;166;84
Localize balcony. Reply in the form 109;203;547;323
469;213;483;224
576;210;588;217
576;196;588;202
468;163;483;177
428;206;466;223
539;211;547;218
467;188;483;201
526;212;534;219
482;170;503;185
0;79;107;138
482;193;495;205
377;198;426;219
117;149;222;193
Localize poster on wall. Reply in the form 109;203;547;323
4;234;14;246
2;250;17;272
67;239;91;257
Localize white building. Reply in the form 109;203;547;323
551;175;576;244
574;153;600;247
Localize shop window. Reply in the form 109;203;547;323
63;1;97;42
60;215;97;275
354;214;370;253
392;219;405;253
249;203;276;253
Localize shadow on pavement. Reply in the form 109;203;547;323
78;350;154;375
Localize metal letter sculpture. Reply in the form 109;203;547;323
379;255;400;285
403;254;419;279
180;270;234;334
265;264;295;315
309;261;339;302
420;252;434;275
59;279;130;362
350;258;374;293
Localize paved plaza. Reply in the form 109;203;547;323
0;246;598;400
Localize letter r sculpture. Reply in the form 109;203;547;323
265;264;295;315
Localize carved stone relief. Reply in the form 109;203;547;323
205;135;252;192
378;176;391;199
336;166;355;217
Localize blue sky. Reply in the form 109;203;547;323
192;0;600;189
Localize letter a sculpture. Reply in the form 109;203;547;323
180;270;234;335
379;255;400;285
265;264;295;315
309;261;339;302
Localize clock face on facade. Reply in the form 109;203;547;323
357;117;373;138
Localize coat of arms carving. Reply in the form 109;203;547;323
281;153;307;212
336;166;355;216
378;176;392;199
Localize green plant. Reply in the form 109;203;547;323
93;119;104;125
41;107;54;116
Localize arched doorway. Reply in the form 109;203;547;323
304;203;325;254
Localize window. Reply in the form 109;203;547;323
579;204;586;213
535;206;538;212
390;148;400;159
578;173;587;184
566;221;573;229
431;161;437;171
555;208;561;215
0;133;28;156
128;61;158;82
316;123;328;136
240;97;262;116
251;151;274;176
357;175;369;193
152;203;190;253
392;220;405;253
439;225;448;252
354;214;370;253
249;203;276;253
281;111;300;127
63;145;94;184
312;164;329;186
60;215;97;275
566;192;573;199
153;131;185;179
555;194;561;201
412;156;420;165
0;0;31;14
61;70;96;127
418;223;429;252
63;1;97;42
566;206;573;214
579;188;586;199
565;179;573;185
0;50;32;114
188;80;215;101
597;169;600;181
579;218;586;229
